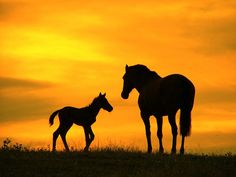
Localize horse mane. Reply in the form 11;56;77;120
131;64;161;79
88;96;99;108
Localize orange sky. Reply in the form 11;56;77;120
0;0;236;153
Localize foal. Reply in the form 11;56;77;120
49;93;113;151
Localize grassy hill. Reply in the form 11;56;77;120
0;140;235;177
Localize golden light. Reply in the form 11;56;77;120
0;0;236;153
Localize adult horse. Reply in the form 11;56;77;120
121;64;195;154
49;93;113;152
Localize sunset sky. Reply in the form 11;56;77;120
0;0;236;153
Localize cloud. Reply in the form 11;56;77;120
177;1;236;55
0;77;53;90
0;1;11;16
197;87;236;105
184;17;236;55
0;94;53;122
0;1;23;18
0;77;55;122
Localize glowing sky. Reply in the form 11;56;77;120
0;0;236;153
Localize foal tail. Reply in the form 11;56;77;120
49;110;60;126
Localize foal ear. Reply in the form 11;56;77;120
125;64;129;71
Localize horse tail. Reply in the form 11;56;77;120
180;81;195;137
180;109;192;136
49;109;60;126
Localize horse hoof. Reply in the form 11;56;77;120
147;148;152;153
159;148;164;154
171;149;176;154
83;148;89;152
180;148;184;155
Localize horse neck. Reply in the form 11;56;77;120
89;100;101;116
134;73;161;93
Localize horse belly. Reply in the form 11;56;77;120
73;118;84;126
139;87;163;115
158;77;186;114
73;114;91;126
60;107;83;126
74;111;95;126
140;82;182;116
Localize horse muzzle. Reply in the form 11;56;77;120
108;106;113;112
121;92;129;99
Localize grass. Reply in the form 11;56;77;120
0;139;235;177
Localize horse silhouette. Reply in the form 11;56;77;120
121;64;195;154
49;93;113;152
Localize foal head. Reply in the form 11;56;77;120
95;93;113;112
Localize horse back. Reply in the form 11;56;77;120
161;74;195;105
138;74;195;116
58;106;95;126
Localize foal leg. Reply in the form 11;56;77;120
168;114;178;154
61;133;69;151
141;112;152;153
86;126;95;151
156;116;164;153
83;126;91;152
60;123;73;151
88;127;95;144
52;127;61;151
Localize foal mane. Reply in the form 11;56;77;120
87;96;100;108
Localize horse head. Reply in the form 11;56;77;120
98;92;113;112
121;65;135;99
121;64;160;99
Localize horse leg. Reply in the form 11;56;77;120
88;126;95;144
168;113;178;154
85;126;94;151
180;136;185;154
141;112;152;153
156;116;164;153
83;126;91;152
52;127;61;151
60;123;72;152
61;134;69;151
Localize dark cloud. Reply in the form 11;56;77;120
197;88;236;105
0;77;53;90
182;2;236;55
0;77;55;122
190;18;236;55
0;94;53;122
0;1;16;17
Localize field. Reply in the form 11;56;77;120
0;140;235;177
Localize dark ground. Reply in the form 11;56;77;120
0;147;235;177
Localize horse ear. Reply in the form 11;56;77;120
125;64;129;72
99;92;102;96
103;92;106;97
